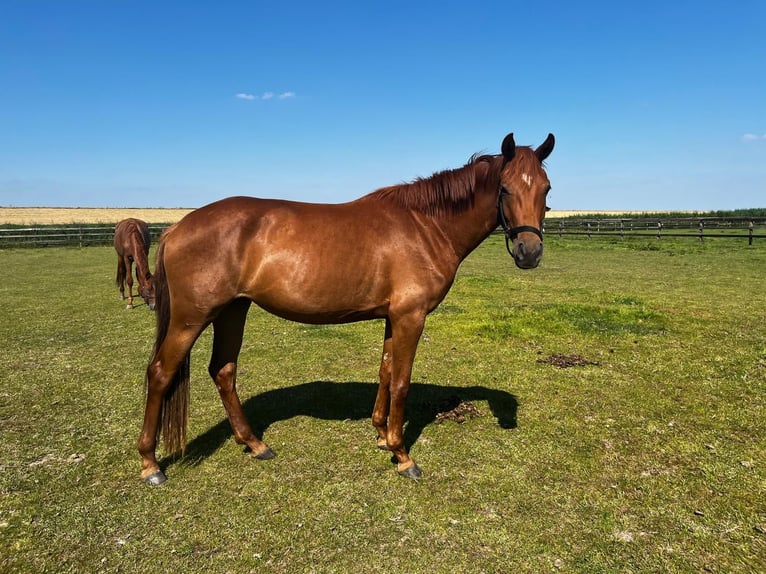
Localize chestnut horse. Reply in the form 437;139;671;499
138;132;555;485
114;218;156;310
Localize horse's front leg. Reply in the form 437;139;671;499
386;311;426;479
372;320;393;451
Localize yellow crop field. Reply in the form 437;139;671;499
0;207;194;225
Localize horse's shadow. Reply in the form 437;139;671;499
176;381;518;467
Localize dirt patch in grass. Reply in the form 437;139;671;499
433;395;484;423
537;353;600;368
409;395;485;426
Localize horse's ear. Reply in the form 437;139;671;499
535;133;555;162
501;133;516;165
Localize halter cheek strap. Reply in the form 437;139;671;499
497;187;543;256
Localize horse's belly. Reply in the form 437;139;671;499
254;295;388;325
245;260;390;324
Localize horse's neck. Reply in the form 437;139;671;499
435;185;499;262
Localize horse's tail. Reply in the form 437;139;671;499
148;236;190;455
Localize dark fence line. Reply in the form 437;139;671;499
0;224;169;248
544;217;766;244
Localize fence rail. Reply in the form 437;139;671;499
544;216;766;244
0;224;169;248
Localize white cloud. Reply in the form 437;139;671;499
742;133;766;142
235;91;297;102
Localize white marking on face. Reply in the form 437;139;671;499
521;173;532;188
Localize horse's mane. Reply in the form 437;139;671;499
367;153;503;216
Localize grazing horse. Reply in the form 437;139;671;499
114;218;156;310
138;132;555;485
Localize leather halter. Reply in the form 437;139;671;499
497;184;543;256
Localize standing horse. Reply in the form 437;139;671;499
114;218;156;310
138;132;554;485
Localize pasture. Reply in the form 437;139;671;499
1;236;764;573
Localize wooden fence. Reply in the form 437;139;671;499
544;217;766;244
0;224;168;248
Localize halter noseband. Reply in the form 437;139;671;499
497;185;543;256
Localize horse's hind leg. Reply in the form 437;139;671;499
116;257;126;301
208;298;275;460
123;256;135;308
138;323;201;484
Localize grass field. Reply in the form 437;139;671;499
1;235;764;573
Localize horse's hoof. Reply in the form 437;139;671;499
397;462;423;479
376;437;390;451
252;447;276;460
125;304;134;310
142;470;167;486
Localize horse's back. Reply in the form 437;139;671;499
115;218;151;254
165;196;400;258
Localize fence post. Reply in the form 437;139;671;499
558;220;563;238
749;221;754;245
620;220;624;240
698;220;704;242
657;221;662;240
587;222;591;240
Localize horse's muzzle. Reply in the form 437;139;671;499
512;238;543;269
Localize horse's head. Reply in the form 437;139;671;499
497;133;555;269
140;274;156;311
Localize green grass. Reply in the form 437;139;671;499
1;236;765;573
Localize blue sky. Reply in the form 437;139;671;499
1;1;764;211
